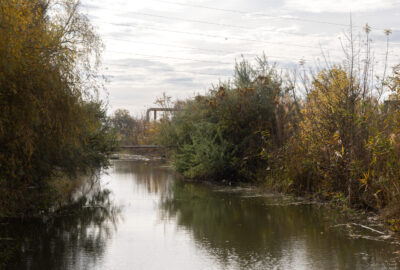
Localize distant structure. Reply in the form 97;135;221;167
146;107;178;122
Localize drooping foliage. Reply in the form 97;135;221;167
0;0;117;216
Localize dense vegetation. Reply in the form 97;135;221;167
155;40;400;222
111;109;148;145
156;57;296;182
0;0;117;217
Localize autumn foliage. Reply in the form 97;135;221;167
155;57;298;181
0;0;117;216
156;50;400;221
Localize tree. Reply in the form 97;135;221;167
0;0;116;216
111;109;141;145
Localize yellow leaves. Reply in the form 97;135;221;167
0;0;108;176
216;86;226;98
239;87;255;97
360;178;367;185
360;170;370;185
325;133;344;151
208;98;217;107
1;1;45;66
310;90;318;98
389;219;400;232
333;131;340;141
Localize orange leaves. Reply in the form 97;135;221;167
360;170;370;185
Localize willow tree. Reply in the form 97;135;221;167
0;0;116;216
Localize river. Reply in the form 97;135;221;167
1;159;399;269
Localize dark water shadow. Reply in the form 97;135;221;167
160;180;400;270
0;179;121;270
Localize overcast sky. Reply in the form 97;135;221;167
81;0;400;115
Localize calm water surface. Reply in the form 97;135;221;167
1;159;400;269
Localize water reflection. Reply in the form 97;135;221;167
1;180;120;270
111;160;172;196
160;180;400;270
1;160;399;270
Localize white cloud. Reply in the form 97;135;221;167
285;0;396;13
81;0;399;114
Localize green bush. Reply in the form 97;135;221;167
156;57;298;182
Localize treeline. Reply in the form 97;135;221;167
0;0;117;216
110;109;148;145
110;94;177;146
155;41;400;221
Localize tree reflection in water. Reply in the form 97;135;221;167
160;180;400;270
0;176;121;270
112;160;173;196
2;161;399;270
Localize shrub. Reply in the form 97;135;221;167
156;57;298;182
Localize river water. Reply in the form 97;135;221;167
1;159;400;269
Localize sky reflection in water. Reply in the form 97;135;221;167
1;160;399;270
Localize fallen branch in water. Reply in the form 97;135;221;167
331;222;385;235
350;223;385;235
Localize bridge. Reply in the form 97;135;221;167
113;108;179;157
146;107;179;122
116;145;167;159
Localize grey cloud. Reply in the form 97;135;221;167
104;74;144;82
163;77;194;84
106;58;174;72
105;29;154;39
81;0;399;114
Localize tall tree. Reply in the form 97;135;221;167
0;0;116;216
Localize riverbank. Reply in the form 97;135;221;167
150;55;400;232
121;145;400;240
184;176;399;242
116;152;399;242
2;158;400;269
